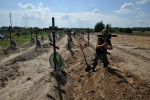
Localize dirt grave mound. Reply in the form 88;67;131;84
7;43;50;65
0;63;21;88
49;36;150;100
0;35;150;100
0;37;62;89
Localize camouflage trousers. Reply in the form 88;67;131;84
92;51;109;69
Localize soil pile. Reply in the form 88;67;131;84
0;35;150;100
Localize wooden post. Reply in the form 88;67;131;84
44;19;59;70
68;29;71;41
74;31;75;37
31;28;32;43
40;29;42;41
52;17;57;71
48;29;50;38
106;24;109;34
36;30;38;47
87;28;90;46
9;26;12;48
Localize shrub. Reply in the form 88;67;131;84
94;21;105;32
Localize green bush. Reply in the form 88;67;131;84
94;21;105;32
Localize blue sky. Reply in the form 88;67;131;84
0;0;150;28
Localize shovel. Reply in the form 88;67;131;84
80;44;91;73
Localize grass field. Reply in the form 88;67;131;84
0;32;47;48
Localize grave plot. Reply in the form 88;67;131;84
0;21;150;100
0;30;150;100
46;34;150;100
0;28;47;62
0;18;65;91
2;26;17;55
65;29;74;55
0;34;67;100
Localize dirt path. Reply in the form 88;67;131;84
0;34;150;100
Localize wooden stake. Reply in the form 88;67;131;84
9;13;12;48
31;28;33;43
44;18;59;70
87;28;90;46
106;24;109;34
36;30;38;47
10;13;12;28
52;17;57;70
9;26;12;47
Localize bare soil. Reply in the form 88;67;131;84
0;34;150;100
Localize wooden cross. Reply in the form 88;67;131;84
44;18;65;70
40;29;43;40
44;28;51;38
67;29;71;41
50;17;59;71
57;28;64;37
35;29;38;46
73;31;76;37
9;26;12;48
43;27;63;39
30;28;33;43
106;24;109;34
97;24;117;38
87;28;90;46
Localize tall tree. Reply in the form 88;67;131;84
94;21;105;32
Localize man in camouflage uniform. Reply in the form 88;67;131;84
91;29;113;72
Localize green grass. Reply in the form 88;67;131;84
0;32;48;49
0;39;10;48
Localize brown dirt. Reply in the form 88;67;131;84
0;34;150;100
112;34;150;48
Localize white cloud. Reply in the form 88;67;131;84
137;20;145;24
113;3;137;14
0;2;150;28
53;12;137;28
135;20;150;27
19;2;51;21
136;0;150;4
17;3;35;9
136;12;146;18
121;3;134;9
61;15;70;20
93;9;99;13
20;6;51;27
38;2;43;8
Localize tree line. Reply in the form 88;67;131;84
1;22;150;34
94;21;150;33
